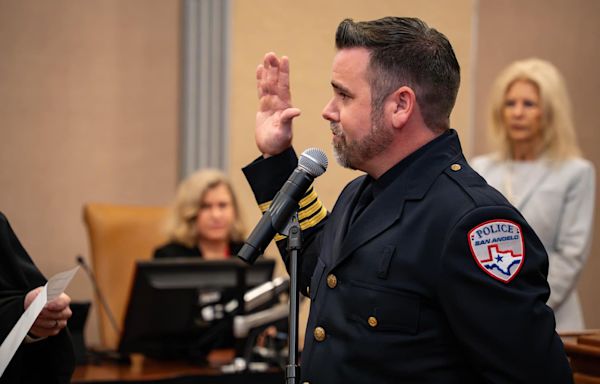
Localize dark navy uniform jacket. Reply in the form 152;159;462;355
242;130;573;383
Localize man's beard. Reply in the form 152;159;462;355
331;113;393;170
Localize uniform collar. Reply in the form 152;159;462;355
336;129;464;261
371;129;461;200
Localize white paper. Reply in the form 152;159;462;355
46;266;79;301
0;265;79;377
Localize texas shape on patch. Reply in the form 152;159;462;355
468;220;524;283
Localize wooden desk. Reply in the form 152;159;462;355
562;332;600;384
72;349;283;384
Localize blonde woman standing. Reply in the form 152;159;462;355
472;58;596;332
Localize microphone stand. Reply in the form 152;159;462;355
77;255;121;336
284;213;301;384
76;255;129;364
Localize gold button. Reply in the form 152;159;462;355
450;163;461;171
326;274;337;288
368;316;378;328
313;326;326;341
306;286;310;295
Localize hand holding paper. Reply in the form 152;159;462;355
26;288;72;338
0;265;79;377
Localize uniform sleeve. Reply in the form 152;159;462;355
437;205;573;383
242;149;328;297
547;162;596;310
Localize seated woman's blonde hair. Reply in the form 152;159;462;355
164;169;245;248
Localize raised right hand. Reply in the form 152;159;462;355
255;52;301;157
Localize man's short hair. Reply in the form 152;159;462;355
336;17;460;132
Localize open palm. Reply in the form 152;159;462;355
255;53;301;156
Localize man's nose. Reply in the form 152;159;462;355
322;98;339;122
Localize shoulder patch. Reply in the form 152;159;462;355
468;220;524;283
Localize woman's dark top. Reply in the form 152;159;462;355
151;239;245;359
153;241;244;259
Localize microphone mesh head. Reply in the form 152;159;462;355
299;148;328;177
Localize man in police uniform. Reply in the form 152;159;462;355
242;17;573;383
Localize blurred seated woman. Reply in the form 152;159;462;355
154;169;245;259
471;58;596;332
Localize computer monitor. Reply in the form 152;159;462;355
118;258;275;361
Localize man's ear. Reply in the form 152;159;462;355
388;86;416;129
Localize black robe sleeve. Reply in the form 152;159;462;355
0;212;74;384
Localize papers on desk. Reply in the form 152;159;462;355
0;265;79;377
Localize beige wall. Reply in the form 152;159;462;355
472;0;600;328
0;0;180;345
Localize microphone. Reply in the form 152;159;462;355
238;148;328;264
233;302;289;339
244;276;289;312
76;255;121;336
200;276;290;322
